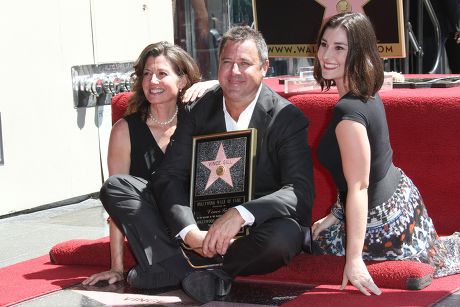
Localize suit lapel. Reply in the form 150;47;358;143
203;88;227;134
249;85;274;158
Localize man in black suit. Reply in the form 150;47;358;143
152;26;314;303
99;26;314;304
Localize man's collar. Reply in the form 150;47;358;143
222;84;263;131
222;84;263;116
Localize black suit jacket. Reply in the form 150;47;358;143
151;84;314;236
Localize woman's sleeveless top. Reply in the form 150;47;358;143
124;112;164;180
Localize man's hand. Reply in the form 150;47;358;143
184;228;208;257
202;208;243;257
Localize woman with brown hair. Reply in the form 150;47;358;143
311;12;460;296
83;41;217;287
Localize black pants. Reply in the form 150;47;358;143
100;174;303;279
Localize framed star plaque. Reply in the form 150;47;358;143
253;0;405;58
190;129;257;234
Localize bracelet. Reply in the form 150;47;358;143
331;200;345;221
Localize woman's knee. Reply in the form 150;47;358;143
99;174;142;212
100;175;125;203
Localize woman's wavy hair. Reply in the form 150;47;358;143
313;12;384;100
126;42;201;120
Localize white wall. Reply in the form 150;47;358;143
0;0;173;215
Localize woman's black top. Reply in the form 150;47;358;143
125;112;165;180
316;93;400;208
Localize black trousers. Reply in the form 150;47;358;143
100;174;303;279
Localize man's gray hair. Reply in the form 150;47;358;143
219;26;269;64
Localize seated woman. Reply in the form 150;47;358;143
82;41;217;286
311;12;460;296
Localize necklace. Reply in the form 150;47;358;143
148;105;178;126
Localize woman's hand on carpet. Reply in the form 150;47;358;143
82;270;124;286
341;257;381;296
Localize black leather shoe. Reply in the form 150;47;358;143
181;269;232;304
127;265;180;290
301;226;312;253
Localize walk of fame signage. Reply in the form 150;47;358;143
190;129;257;234
253;0;405;58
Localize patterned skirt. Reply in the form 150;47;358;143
312;169;460;278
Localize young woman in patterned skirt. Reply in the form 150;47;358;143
311;12;460;296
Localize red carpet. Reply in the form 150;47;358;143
50;237;435;290
49;237;136;269
283;274;460;307
238;254;434;291
0;255;106;306
0;254;459;306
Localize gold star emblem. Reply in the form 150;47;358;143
201;143;241;190
315;0;370;21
